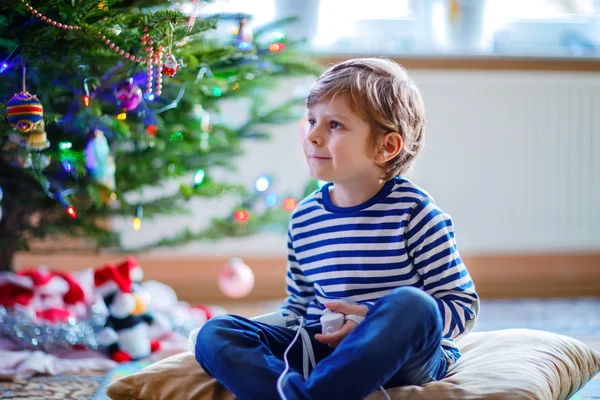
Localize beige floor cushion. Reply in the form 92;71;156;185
106;329;600;400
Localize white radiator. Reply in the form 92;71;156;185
411;71;600;252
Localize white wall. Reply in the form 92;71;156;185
115;70;600;256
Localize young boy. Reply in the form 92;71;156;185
194;58;480;400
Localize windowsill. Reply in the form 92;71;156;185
315;53;600;71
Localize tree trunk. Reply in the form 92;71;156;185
0;244;16;272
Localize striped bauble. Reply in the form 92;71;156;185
6;91;44;132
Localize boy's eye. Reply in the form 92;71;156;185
330;121;342;130
308;118;316;127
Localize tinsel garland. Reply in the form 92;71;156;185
0;305;107;353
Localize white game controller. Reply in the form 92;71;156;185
320;311;345;335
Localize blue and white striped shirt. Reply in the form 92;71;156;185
280;176;480;364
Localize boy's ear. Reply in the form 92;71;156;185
376;132;403;163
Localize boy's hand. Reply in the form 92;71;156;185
314;302;368;348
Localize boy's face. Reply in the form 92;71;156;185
304;97;378;185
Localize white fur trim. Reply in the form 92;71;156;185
37;276;69;295
0;273;33;289
109;293;136;318
96;280;120;297
130;266;143;282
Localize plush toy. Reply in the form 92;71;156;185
0;267;87;323
94;257;166;362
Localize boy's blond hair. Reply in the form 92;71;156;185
306;58;425;180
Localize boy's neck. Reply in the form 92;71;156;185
329;178;386;208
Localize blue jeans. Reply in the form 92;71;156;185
194;287;447;400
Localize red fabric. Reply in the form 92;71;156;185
35;307;72;323
111;350;132;363
53;271;85;305
150;340;161;353
116;256;138;282
94;264;132;293
18;269;53;287
0;282;34;307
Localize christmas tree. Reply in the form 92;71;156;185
0;0;320;271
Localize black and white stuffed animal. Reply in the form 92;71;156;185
94;258;165;362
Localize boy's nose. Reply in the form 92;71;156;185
306;126;323;146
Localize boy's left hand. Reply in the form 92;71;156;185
314;302;368;348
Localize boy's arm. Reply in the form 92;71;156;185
405;198;480;340
279;230;314;318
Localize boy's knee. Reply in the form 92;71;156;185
381;286;440;326
193;314;240;363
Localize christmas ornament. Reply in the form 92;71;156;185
85;129;116;190
114;78;142;111
94;259;167;362
6;91;44;132
161;54;183;77
237;16;253;44
6;67;44;133
27;119;49;150
218;258;255;299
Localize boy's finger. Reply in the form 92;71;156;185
325;302;367;316
315;321;355;343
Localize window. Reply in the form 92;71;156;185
181;0;276;26
487;0;597;21
314;0;412;49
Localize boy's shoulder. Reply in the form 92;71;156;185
388;176;435;206
291;188;323;217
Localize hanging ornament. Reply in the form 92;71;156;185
160;25;183;78
237;16;253;44
6;66;44;133
27;119;49;151
85;129;116;190
114;78;142;111
155;46;164;96
218;258;255;299
161;54;183;77
0;186;3;223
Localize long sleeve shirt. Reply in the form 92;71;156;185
279;176;480;364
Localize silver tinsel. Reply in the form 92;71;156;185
0;305;107;353
153;308;206;339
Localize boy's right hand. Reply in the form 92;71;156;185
314;302;368;348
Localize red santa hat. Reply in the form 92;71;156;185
0;272;34;308
18;267;69;296
53;271;86;306
94;264;133;296
116;256;143;283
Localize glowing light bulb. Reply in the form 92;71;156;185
234;210;249;222
133;217;141;231
265;193;277;207
66;206;77;218
282;197;297;211
255;176;270;192
59;142;72;151
193;169;205;186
